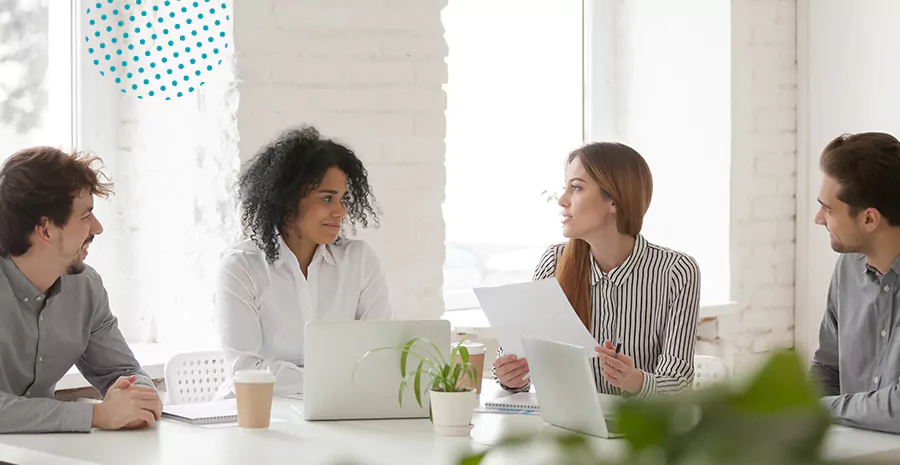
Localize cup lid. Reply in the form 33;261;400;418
234;369;276;383
451;341;486;355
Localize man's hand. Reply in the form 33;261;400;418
91;375;163;430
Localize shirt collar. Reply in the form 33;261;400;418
861;254;900;280
590;235;648;287
272;235;336;269
0;256;52;310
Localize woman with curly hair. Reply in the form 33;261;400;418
214;127;392;396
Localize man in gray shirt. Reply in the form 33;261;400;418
0;147;162;433
810;132;900;434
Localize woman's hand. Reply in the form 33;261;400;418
595;340;644;394
493;354;530;389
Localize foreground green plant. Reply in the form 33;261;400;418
459;351;841;465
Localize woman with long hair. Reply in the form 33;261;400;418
493;142;700;397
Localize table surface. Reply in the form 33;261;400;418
6;383;900;465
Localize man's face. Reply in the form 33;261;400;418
815;174;866;254
54;189;104;274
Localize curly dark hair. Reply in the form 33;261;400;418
238;126;379;263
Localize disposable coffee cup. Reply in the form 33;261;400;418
234;369;275;429
452;341;486;394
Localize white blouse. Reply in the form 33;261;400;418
214;236;393;396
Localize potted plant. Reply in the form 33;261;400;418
355;337;478;436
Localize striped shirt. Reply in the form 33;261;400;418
494;235;701;397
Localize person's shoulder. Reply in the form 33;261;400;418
832;253;865;283
542;242;566;259
64;263;103;287
835;253;864;271
644;240;700;276
58;264;106;302
219;238;269;273
330;238;380;264
533;243;565;279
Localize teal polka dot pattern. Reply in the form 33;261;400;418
84;0;230;99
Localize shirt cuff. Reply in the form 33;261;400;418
61;401;95;433
820;395;840;412
132;374;157;390
636;370;656;398
497;379;531;393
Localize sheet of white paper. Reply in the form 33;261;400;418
474;279;599;358
195;418;286;429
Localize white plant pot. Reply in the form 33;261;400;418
429;388;476;436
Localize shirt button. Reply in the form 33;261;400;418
22;297;28;302
882;330;888;338
25;390;30;396
874;376;880;384
39;315;43;321
885;285;891;292
36;296;42;301
38;356;43;362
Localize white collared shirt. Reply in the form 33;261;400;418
214;236;393;396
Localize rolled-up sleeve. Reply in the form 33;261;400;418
76;281;154;395
0;391;94;433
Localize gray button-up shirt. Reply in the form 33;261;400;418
0;257;153;433
811;253;900;434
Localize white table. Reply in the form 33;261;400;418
4;386;900;465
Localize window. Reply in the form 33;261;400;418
442;0;584;311
585;0;731;305
444;0;731;313
0;0;75;159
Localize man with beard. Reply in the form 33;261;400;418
0;147;161;433
810;132;900;434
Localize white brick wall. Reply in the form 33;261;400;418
86;4;240;346
717;0;798;374
90;0;798;376
234;0;448;320
94;0;448;343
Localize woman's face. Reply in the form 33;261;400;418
288;167;349;245
558;155;616;240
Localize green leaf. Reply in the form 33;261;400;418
416;337;451;367
414;359;425;408
400;338;417;379
459;345;470;364
456;452;487;465
450;363;463;391
398;372;412;407
732;350;820;412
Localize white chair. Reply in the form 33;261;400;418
693;355;730;390
164;351;229;405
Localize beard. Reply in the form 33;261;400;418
829;232;862;254
66;235;94;275
66;258;86;275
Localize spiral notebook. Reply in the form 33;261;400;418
162;399;238;425
483;392;540;412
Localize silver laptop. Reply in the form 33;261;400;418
303;319;450;421
523;335;624;438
